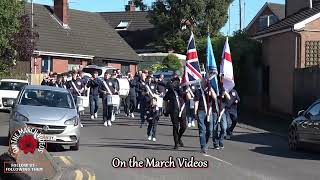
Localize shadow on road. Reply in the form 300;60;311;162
230;133;320;160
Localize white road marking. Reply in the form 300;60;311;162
203;154;233;166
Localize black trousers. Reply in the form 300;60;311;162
102;96;113;121
170;112;187;145
124;95;136;115
147;119;158;138
227;112;238;135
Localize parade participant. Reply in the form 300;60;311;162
138;72;148;128
214;87;230;150
116;69;122;78
145;97;160;142
226;88;240;139
157;74;166;116
111;70;120;116
48;73;58;86
50;74;65;88
146;75;157;96
41;71;51;85
87;71;101;120
99;71;117;127
124;72;137;118
66;71;85;106
186;84;197;128
163;77;187;150
194;79;218;154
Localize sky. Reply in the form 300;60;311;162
31;0;285;35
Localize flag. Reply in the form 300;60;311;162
181;32;202;86
206;34;219;96
220;37;235;92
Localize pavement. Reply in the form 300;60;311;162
0;107;320;180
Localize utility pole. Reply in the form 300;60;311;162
239;0;244;30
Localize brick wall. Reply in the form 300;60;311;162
108;63;121;69
52;57;68;73
129;64;137;74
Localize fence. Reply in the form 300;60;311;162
294;66;320;112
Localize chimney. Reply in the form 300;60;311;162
54;0;69;27
125;0;136;12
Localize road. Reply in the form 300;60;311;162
0;109;320;180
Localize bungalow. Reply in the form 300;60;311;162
22;0;141;75
253;0;320;114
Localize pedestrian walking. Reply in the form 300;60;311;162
163;77;187;150
226;88;240;139
124;72;137;118
214;87;230;150
87;71;101;120
138;73;149;128
145;97;160;142
194;79;218;154
99;72;118;127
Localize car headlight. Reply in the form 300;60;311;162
64;116;79;126
14;112;29;122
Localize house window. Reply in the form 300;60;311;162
121;63;129;74
41;56;52;73
115;21;130;31
305;41;320;67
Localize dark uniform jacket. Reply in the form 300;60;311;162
128;79;137;97
66;78;84;96
146;82;157;95
163;87;186;114
87;78;101;96
137;80;149;107
145;106;160;123
99;79;116;97
157;80;166;95
226;89;240;116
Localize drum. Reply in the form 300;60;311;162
115;78;130;98
77;96;89;108
107;95;120;106
154;95;163;108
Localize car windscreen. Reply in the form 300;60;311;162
0;82;28;91
20;89;75;109
82;68;103;76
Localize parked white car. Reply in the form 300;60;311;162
0;79;29;110
82;65;116;79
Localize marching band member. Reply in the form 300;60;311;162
163;77;187;150
50;74;65;88
48;73;58;86
116;69;123;78
66;71;85;106
145;97;160;142
111;70;120;116
87;71;101;120
214;87;230;150
194;79;218;154
185;84;197;128
138;72;148;128
157;74;166;116
124;72;137;118
99;71;117;127
226;88;240;139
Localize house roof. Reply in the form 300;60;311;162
246;2;285;31
255;3;320;38
26;3;141;62
100;11;154;31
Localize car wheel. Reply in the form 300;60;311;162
70;140;79;151
288;127;301;151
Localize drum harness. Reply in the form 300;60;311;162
71;81;82;96
102;80;113;95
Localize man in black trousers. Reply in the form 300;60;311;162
163;77;187;150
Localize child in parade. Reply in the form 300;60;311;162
145;97;160;142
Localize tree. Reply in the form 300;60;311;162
0;0;28;74
132;0;148;11
149;0;233;52
162;54;182;71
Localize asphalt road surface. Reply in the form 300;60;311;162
0;108;320;180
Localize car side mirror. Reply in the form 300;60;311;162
298;110;305;116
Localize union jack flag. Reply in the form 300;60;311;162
181;32;202;86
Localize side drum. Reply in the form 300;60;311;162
107;95;120;106
116;78;130;98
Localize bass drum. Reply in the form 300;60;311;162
115;78;130;98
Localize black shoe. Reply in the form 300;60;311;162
178;140;184;147
201;148;207;154
174;145;179;150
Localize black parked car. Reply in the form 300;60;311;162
288;100;320;150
